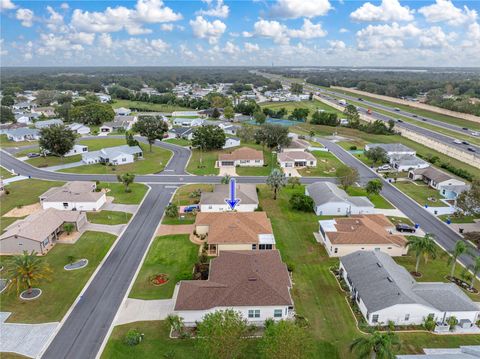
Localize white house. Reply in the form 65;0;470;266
67;123;90;135
390;154;429;172
172;111;199;117
34;119;64;129
4;128;40;142
114;107;131;116
100;116;137;133
39;181;106;211
96;94;111;103
172;117;204;127
306;182;375;216
65;144;88;157
409;167;468;200
222;137;241;149
82;145;143;165
218;147;264;167
365;143;416;158
199;184;258;212
173;250;293;326
340;251;480;326
168;127;194;140
277;151;317;168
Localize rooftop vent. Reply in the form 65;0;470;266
248;277;257;281
376;262;382;268
387;276;393;282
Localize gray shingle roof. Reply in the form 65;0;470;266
390;154;428;167
5;128;39;137
367;143;414;153
34;119;63;128
341;251;479;313
306;182;373;208
200;184;258;206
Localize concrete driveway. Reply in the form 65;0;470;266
114;298;174;326
156;224;194;236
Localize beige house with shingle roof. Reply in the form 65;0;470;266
39;181;106;211
278;151;317;168
173;250;294;326
199;184;258;212
318;214;408;257
217;147;264;167
0;208;86;255
194;212;275;255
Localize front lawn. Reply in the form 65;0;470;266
387;216;414;227
0;166;15;179
26;154;82;168
394;181;445;207
99;182;148;205
129;234;199;300
164;138;191;146
162;213;196;225
0;134;37;148
438;214;480;224
260;100;344;118
298;151;343;177
86;210;132;225
0;231;116;323
111;99;190;113
346;186;395;209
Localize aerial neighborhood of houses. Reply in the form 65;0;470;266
0;72;479;359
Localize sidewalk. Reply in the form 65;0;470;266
44;161;84;172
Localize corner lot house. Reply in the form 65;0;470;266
173;250;293;326
340;251;480;326
317;215;408;257
65;144;88;157
39;181;106;211
82;145;143;165
194;212;275;255
218;147;264;167
34;119;64;129
200;184;258;212
409;166;469;200
4;128;40;142
306;182;375;216
278;151;317;168
0;208;86;255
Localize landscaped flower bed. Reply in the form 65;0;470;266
150;274;169;286
447;276;479;294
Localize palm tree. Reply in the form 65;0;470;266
350;331;400;359
468;255;480;290
448;240;470;278
406;234;437;274
266;169;287;200
7;251;52;294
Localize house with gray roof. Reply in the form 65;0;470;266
365;143;416;157
4;128;40;142
168;127;194;140
82;145;143;165
306;182;375;216
340;251;480;326
34;119;64;129
200;184;258;212
172;117;204;127
409;166;468;200
390;154;429;172
397;345;480;358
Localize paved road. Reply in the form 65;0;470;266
42;184;175;359
316;138;480;268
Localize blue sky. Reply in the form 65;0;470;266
1;0;479;66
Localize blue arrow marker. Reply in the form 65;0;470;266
225;178;241;211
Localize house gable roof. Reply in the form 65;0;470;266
218;147;264;161
307;182;373;208
200;184;258;206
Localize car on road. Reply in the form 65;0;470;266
27;152;41;158
462;141;470;145
358;98;363;101
468;147;476;152
471;131;480;137
394;107;400;111
397;119;403;123
395;223;416;233
453;139;462;144
422;118;427;121
462;127;469;130
412;114;418;117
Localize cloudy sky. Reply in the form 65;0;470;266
1;0;479;67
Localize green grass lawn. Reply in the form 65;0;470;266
86;210;132;225
0;231;116;323
0;166;15;179
162;213;196;225
100;182;148;204
170;184;213;206
438;214;480;224
394;181;445;207
14;146;40;158
26;154;82;168
298;151;343;177
387;216;414;227
112;99;190;113
260;100;344;118
0;134;38;148
164;138;191;146
346;186;394;209
129;234;199;300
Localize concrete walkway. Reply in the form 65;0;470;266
0;312;59;358
156;224;194;236
102;202;139;214
114;298;174;326
83;223;126;236
2;175;29;184
44;161;84;172
373;208;406;217
282;167;301;177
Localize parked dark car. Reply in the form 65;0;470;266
462;127;469;130
462;141;470;145
422;118;427;121
358;98;363;101
412;114;418;117
468;147;476;152
184;205;200;213
27;152;41;158
396;223;416;233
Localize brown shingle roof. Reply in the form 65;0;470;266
174;250;293;310
324;214;407;247
195;212;273;245
218;147;263;161
412;166;453;183
40;181;103;203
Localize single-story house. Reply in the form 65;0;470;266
173;250;293;326
114;107;131;116
390;154;429;172
67;123;90;135
39;181;106;211
168;127;194;140
4;128;40;142
15;112;40;124
277;151;317;168
218;147;264;167
172;111;199;117
199;184;258;212
194;212;275;256
172;117;204;127
0;122;27;134
82;145;143;165
318;215;408;257
96;94;111;103
283;138;309;152
306;182;375;216
12;101;33;110
397;345;480;358
222;137;241;149
100;116;137;133
220;124;240;135
34;119;64;129
340;250;480;326
409;167;468;199
33;107;56;117
0;208;87;255
365;143;416;158
65;144;88;157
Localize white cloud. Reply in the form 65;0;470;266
350;0;414;22
222;41;239;54
461;22;480;48
247;18;327;44
244;42;260;52
71;0;182;35
60;3;69;10
189;16;226;44
98;33;113;48
270;0;332;19
418;26;456;48
179;44;195;59
161;23;173;31
196;0;229;18
339;28;349;33
1;0;16;11
419;0;477;26
151;38;169;51
70;32;96;45
287;19;327;39
16;8;34;27
328;40;346;51
46;6;66;32
356;22;421;51
0;39;7;55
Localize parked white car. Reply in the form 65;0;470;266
378;164;391;171
453;139;462;144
